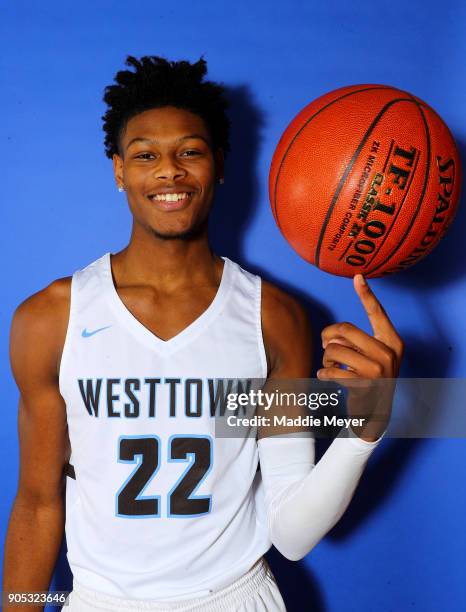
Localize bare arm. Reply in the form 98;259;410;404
261;279;313;382
2;279;71;611
257;279;313;440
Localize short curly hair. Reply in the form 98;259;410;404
101;55;231;159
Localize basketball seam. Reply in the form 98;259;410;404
271;85;396;253
362;148;421;270
315;97;417;267
369;96;431;275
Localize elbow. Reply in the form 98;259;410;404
277;548;308;562
270;535;320;562
14;486;65;513
268;510;342;561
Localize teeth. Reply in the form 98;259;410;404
151;192;190;202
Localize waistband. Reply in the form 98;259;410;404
70;557;272;611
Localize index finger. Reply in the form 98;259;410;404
353;274;397;343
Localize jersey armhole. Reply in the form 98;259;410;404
255;276;268;380
58;273;76;399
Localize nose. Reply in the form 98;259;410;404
153;153;187;181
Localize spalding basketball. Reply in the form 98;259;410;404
269;85;462;277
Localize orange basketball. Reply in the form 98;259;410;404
269;84;462;277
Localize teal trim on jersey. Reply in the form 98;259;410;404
116;435;162;519
166;434;213;518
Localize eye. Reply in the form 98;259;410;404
134;153;155;160
181;150;201;157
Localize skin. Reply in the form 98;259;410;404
3;105;404;606
318;276;404;440
3;278;71;612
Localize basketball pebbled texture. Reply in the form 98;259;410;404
269;84;462;277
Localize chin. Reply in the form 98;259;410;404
150;223;205;241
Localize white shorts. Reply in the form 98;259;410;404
63;557;287;612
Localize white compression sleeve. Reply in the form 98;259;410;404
257;429;385;561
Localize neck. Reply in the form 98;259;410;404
111;222;222;293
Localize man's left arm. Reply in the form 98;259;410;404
257;275;404;561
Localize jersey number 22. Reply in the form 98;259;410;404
116;434;213;518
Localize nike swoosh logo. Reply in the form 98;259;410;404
81;325;112;338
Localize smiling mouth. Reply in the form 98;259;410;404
147;191;195;211
147;192;194;202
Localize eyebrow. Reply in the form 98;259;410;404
126;134;211;150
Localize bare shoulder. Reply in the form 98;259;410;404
10;277;72;384
261;278;312;377
11;277;71;329
261;279;309;326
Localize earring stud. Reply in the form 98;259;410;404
118;185;125;192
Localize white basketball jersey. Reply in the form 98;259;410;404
59;252;272;600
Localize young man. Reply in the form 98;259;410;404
3;56;403;611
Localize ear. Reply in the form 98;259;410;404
214;148;225;182
113;153;124;188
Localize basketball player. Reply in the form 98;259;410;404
3;56;403;611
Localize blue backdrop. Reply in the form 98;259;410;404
1;1;465;611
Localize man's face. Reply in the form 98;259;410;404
113;106;223;240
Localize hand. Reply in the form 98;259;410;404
317;274;404;440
